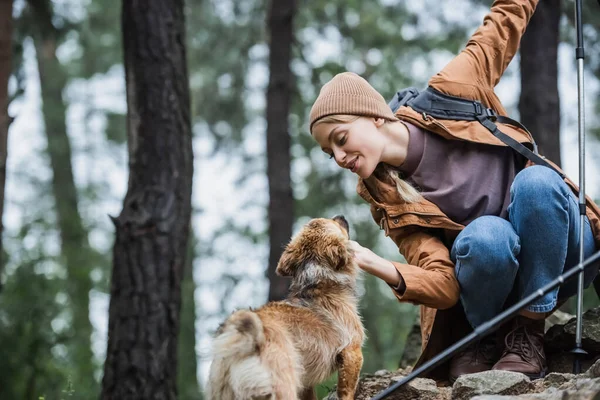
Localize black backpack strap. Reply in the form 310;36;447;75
477;114;565;179
396;86;565;178
388;87;420;113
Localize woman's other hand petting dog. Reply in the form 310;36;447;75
207;215;364;400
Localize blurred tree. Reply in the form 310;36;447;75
520;0;561;166
0;0;11;281
76;0;203;392
100;0;193;397
178;233;202;400
0;3;73;398
25;0;97;393
266;0;296;302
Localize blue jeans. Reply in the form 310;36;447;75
451;165;599;328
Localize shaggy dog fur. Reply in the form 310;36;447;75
206;216;365;400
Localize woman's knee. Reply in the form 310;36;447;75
511;165;565;201
452;216;520;279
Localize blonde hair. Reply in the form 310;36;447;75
312;114;422;204
378;164;422;203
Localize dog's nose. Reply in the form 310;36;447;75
332;215;349;236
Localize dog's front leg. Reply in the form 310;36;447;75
336;343;363;399
299;387;316;400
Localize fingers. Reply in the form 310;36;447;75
348;240;363;252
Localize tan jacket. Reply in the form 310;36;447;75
356;0;600;380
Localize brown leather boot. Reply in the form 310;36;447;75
492;316;547;379
449;334;498;382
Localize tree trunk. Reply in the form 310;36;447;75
28;0;96;392
519;0;561;167
0;0;13;287
266;0;296;302
101;0;193;398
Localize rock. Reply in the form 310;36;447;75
355;376;440;400
585;358;600;378
451;371;533;400
545;310;574;333
541;372;576;389
455;375;600;400
327;369;600;400
538;377;600;399
393;377;440;400
568;377;600;398
470;388;566;400
323;369;442;400
545;307;600;354
547;351;597;374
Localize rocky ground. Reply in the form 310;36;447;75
325;307;600;399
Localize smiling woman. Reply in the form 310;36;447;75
305;0;600;385
310;107;418;203
309;76;407;177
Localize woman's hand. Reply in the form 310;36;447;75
348;240;404;290
348;240;379;271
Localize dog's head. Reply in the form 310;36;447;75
276;215;356;279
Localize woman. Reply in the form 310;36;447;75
309;0;600;382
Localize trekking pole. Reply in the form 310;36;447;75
370;249;600;400
571;0;587;374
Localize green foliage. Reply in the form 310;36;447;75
38;378;76;400
178;234;203;400
6;1;600;399
315;373;338;398
4;0;130;397
186;0;266;150
0;238;69;399
103;111;127;144
69;0;122;79
563;286;600;315
560;1;600;141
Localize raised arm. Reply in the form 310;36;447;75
429;0;538;94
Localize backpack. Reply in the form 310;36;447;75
387;86;564;179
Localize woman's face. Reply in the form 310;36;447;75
311;116;385;179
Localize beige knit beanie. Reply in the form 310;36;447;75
309;72;398;131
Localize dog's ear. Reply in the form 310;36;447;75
324;241;351;270
276;245;298;276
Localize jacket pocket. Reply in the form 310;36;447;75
384;210;464;233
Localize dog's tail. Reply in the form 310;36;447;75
207;310;272;400
212;310;265;358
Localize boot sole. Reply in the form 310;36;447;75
489;366;548;380
523;369;547;380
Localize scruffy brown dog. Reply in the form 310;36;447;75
206;215;365;400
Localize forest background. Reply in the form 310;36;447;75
1;0;600;399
